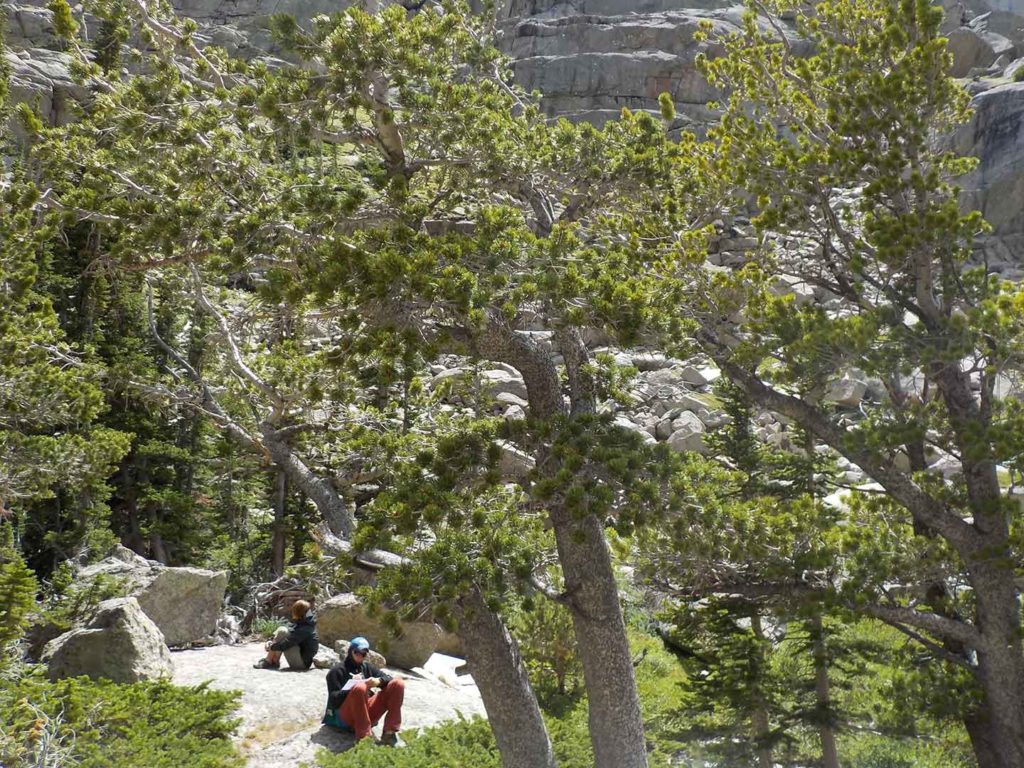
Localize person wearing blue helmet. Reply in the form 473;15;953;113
322;636;405;746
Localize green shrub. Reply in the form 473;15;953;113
1014;65;1024;82
842;734;974;768
317;716;501;768
252;617;282;639
0;672;242;768
0;553;38;649
509;594;583;698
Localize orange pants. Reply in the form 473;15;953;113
340;678;405;739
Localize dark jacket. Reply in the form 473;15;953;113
270;615;319;669
326;653;393;709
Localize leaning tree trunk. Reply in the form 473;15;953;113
472;315;649;768
262;427;355;539
457;587;557;768
550;505;647;768
704;338;1024;768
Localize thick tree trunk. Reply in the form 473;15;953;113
470;315;648;768
934;364;1024;768
972;568;1024;768
964;703;1002;768
457;588;557;768
550;505;647;768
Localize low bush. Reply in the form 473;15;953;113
0;672;242;768
317;716;501;768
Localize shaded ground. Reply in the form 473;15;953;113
172;642;486;768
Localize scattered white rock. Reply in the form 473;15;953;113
613;414;656;444
481;369;529;401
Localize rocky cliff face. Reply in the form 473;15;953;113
952;81;1024;264
3;0;1024;256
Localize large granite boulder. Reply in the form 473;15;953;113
317;592;445;670
948;26;1002;76
77;546;228;647
43;597;173;683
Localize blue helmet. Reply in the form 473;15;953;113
350;636;370;652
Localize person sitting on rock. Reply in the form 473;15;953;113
322;636;405;746
253;599;319;671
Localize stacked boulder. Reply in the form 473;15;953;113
76;546;228;647
42;547;227;682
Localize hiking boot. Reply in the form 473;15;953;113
253;658;279;670
377;730;399;747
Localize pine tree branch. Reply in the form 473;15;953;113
187;262;287;413
145;280;267;460
696;325;984;557
862;603;981;650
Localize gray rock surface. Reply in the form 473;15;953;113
78;546;228;647
134;566;230;647
948;26;1001;76
4;47;88;139
172;642;486;768
826;377;868;408
4;5;58;48
497;439;537;478
317;592;445;670
43;597;174;683
505;9;743;127
951;82;1024;262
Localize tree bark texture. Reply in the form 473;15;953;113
474;314;650;768
457;588;557;768
262;427;355;539
971;568;1024;768
550;504;648;768
964;703;1002;768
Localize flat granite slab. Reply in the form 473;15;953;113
171;642;485;767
